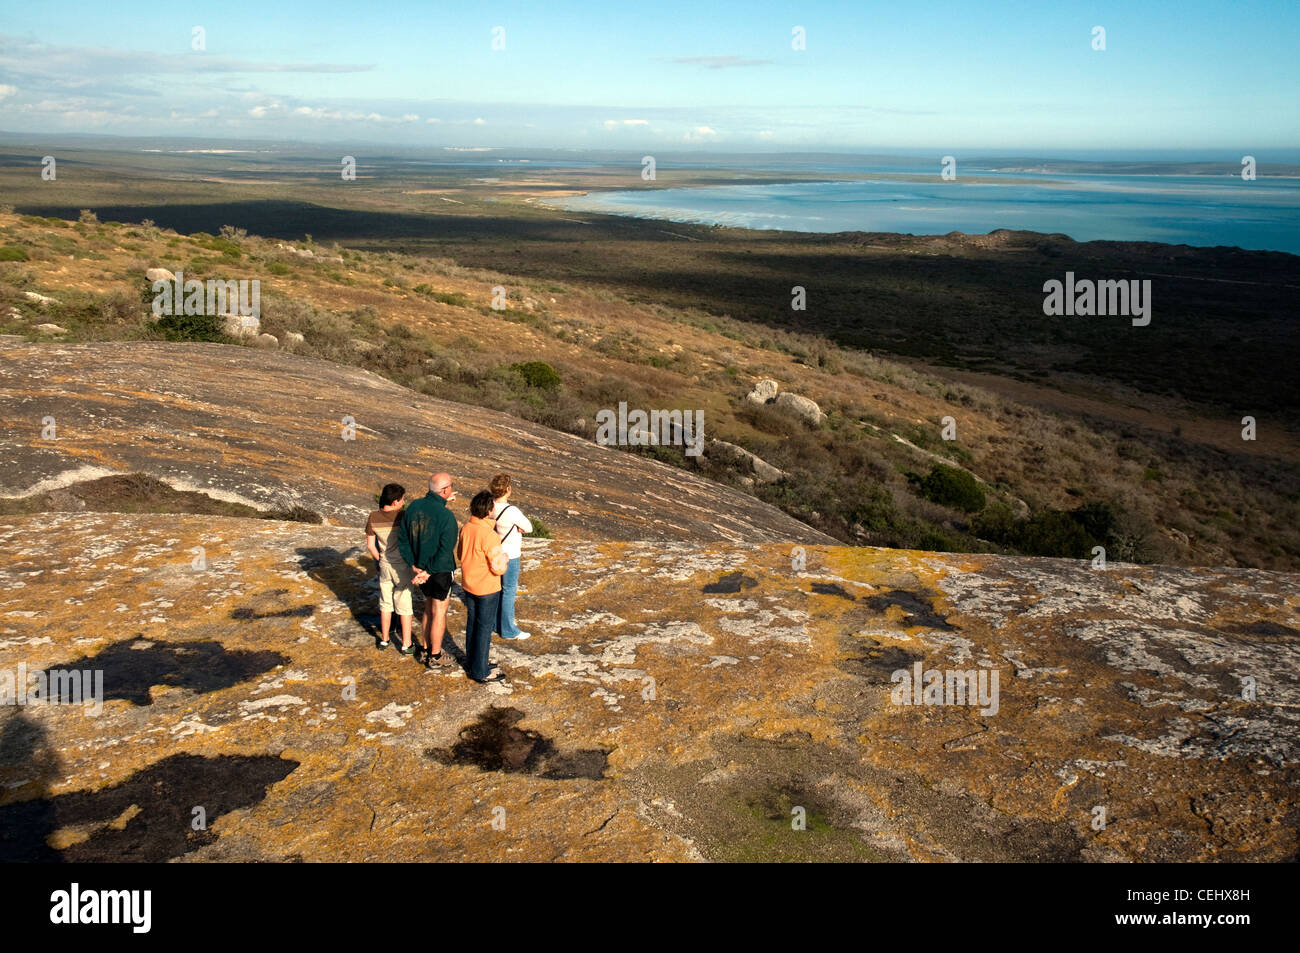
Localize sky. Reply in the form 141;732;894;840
0;0;1297;153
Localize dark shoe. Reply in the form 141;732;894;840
398;644;417;656
427;650;457;668
472;673;506;684
376;638;390;650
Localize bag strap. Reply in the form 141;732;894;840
495;504;521;537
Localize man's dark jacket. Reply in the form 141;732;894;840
396;491;458;574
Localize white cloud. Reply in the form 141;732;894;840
472;117;486;125
602;118;649;129
683;124;718;141
0;84;16;99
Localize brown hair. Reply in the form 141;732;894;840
489;473;511;499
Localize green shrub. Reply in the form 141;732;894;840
267;262;291;276
413;285;471;307
918;463;986;513
509;361;562;390
154;312;226;342
526;518;553;539
1014;510;1097;558
0;246;27;262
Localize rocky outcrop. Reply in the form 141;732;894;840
774;391;824;426
709;439;784;483
745;378;779;405
221;314;261;337
1;512;1294;862
745;378;824;426
0;342;832;545
145;267;175;283
22;292;56;307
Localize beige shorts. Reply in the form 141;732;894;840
378;558;414;615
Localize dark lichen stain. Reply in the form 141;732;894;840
44;635;288;706
839;636;923;682
811;582;854;600
427;706;608;780
0;753;298;862
1227;620;1300;640
863;589;957;631
703;572;758;594
231;604;316;620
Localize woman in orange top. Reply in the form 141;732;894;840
455;490;509;683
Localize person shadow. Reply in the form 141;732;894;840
0;712;65;862
295;546;382;643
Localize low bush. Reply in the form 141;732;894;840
511;360;561;390
918;463;986;512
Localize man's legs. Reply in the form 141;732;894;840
420;598;434;655
430;595;449;655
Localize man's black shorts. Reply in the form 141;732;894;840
419;571;454;601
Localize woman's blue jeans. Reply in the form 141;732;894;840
465;590;501;681
496;557;523;638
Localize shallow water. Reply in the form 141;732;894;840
557;172;1300;254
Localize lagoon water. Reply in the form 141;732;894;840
556;173;1300;255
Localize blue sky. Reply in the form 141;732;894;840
0;0;1296;152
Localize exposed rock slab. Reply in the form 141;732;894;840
1;512;1295;862
0;343;833;545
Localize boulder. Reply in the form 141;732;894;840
708;439;785;483
283;332;305;345
220;313;261;338
774;391;825;426
350;338;377;353
145;267;175;283
256;333;279;348
746;378;779;406
35;323;68;335
23;291;57;307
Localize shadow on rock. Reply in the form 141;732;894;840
0;713;64;861
296;546;382;639
427;706;608;780
862;589;958;631
0;752;298;862
44;635;288;706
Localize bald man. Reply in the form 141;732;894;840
395;472;460;667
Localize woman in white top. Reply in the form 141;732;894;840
489;473;533;640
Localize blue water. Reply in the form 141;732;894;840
555;173;1300;255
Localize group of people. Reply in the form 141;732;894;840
363;471;533;684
